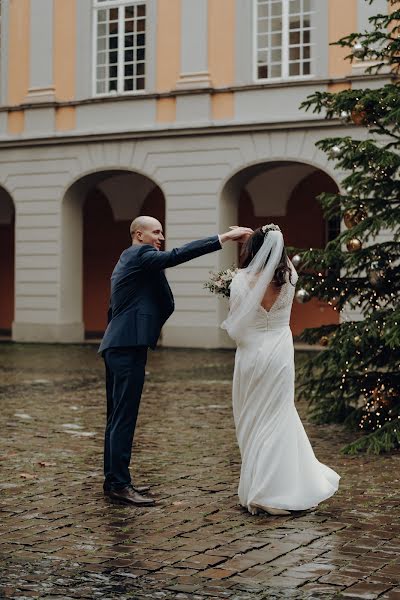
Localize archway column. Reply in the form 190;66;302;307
12;186;85;343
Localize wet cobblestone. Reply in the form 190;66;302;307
0;343;399;599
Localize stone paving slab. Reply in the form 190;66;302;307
0;343;399;600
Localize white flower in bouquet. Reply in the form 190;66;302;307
204;267;239;298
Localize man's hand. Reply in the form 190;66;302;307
219;226;253;244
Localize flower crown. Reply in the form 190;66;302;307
261;223;281;234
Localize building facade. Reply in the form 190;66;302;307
0;0;389;347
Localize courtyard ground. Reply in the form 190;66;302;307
0;343;399;600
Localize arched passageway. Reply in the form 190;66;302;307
62;170;165;339
221;161;339;336
0;189;15;336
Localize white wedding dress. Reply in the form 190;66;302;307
230;265;340;514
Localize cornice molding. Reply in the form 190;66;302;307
0;117;357;149
1;73;395;113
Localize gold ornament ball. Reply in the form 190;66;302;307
319;336;329;347
354;335;361;346
343;208;367;229
346;237;362;252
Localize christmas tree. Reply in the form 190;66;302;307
294;0;400;454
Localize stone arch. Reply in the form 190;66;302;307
0;186;15;336
61;168;165;340
219;159;340;336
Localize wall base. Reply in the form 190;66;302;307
12;321;85;343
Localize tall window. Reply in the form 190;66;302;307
255;0;314;81
94;0;146;95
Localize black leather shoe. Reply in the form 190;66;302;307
108;485;155;506
104;483;150;496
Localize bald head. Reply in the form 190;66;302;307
130;215;164;250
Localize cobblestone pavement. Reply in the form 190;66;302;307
0;343;399;600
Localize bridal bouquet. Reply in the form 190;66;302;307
204;267;238;299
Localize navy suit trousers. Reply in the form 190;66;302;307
103;347;148;490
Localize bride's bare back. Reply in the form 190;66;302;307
260;282;281;312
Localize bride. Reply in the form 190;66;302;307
222;224;340;516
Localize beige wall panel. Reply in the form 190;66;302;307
17;283;58;296
8;0;30;105
16;241;59;255
166;208;217;224
156;0;181;92
156;98;176;123
16;228;59;242
208;0;235;87
17;214;59;228
211;93;234;121
16;269;58;283
56;107;77;131
328;82;351;93
54;0;77;101
15;254;59;269
16;202;59;215
15;310;57;323
328;0;357;77
7;111;25;134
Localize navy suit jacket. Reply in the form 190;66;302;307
98;235;222;353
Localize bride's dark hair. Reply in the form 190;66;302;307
240;227;292;287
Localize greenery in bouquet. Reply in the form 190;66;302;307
204;267;239;299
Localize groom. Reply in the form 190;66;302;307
99;216;252;506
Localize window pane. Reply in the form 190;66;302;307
109;50;118;64
97;66;106;80
125;19;134;33
136;47;145;61
97;9;107;22
125;64;134;77
258;65;269;78
258;18;268;34
124;79;134;91
97;81;106;94
137;5;146;17
136;77;145;89
137;33;145;46
125;5;135;18
109;79;118;91
303;60;311;75
109;65;118;79
258;3;268;18
289;46;300;60
125;49;134;62
270;64;281;77
97;37;107;51
271;48;281;62
289;0;301;14
289;62;300;76
136;62;145;76
109;7;118;21
271;1;282;16
125;34;134;47
136;18;145;32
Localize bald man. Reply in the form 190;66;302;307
99;216;252;506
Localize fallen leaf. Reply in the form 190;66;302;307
19;473;37;479
38;461;56;467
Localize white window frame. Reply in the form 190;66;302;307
92;0;147;97
253;0;315;83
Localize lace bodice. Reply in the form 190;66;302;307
262;265;298;315
229;264;298;335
